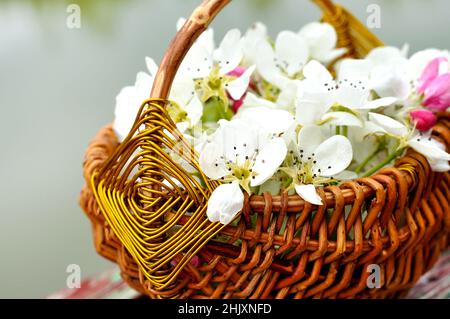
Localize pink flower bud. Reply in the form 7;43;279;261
410;109;438;131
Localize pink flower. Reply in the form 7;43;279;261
418;57;450;112
410;109;437;131
227;66;251;113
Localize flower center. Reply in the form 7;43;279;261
220;146;260;194
167;102;188;123
196;65;235;105
285;150;335;186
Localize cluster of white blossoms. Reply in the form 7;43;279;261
114;20;450;225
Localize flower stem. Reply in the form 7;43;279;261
362;147;404;177
342;126;348;137
355;145;384;175
335;126;340;135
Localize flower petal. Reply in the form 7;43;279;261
276;81;299;109
418;57;447;93
408;138;450;162
215;29;243;74
368;112;408;137
428;158;450;172
366;46;408;66
241;22;267;66
423;74;450;111
134;71;154;99
241;92;277;109
408;49;450;82
296;94;333;126
238;107;295;136
170;77;196;105
258;179;282;196
275;31;309;77
321;111;363;127
303;60;333;83
227;65;256;100
362;97;397;110
295;184;323;205
199;142;228;180
145;57;159;78
369;65;410;100
184;94;203;127
313;135;353;177
299;22;345;63
338;58;372;80
297;125;324;158
206;182;244;224
217;119;258;165
251;137;287;186
179;44;213;78
256;40;287;88
114;86;139;141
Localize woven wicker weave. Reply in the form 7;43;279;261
80;0;450;299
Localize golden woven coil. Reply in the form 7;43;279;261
81;0;450;299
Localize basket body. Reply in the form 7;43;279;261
80;0;450;299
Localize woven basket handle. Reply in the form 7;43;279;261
150;0;339;100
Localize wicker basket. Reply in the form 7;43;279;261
80;0;450;299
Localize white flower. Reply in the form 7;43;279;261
299;22;346;64
178;28;255;103
335;59;397;110
114;57;204;140
114;57;158;141
295;60;363;127
256;31;309;89
368;112;450;169
365;46;411;100
199;119;287;224
282;125;353;205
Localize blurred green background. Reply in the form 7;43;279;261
0;0;449;298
